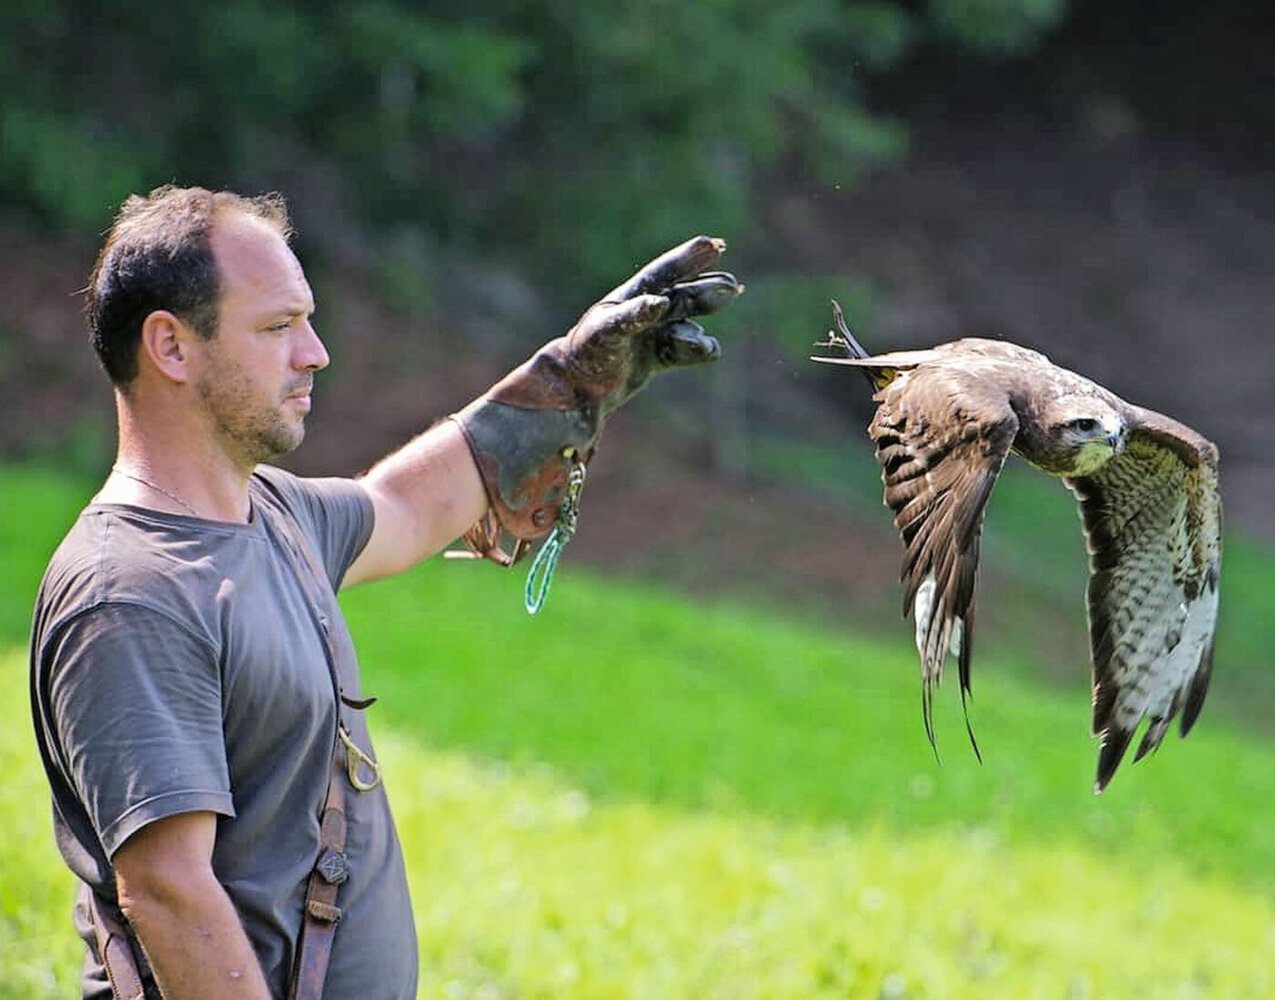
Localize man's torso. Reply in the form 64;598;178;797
30;466;417;999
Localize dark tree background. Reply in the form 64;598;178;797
1;0;1272;532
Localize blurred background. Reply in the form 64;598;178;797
2;1;1274;997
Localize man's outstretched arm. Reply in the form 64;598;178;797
344;419;487;586
343;235;743;588
113;811;273;999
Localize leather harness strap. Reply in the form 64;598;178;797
88;889;146;1000
88;723;355;1000
280;511;385;1000
288;740;351;1000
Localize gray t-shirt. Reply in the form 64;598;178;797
29;465;417;999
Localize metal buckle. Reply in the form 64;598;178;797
338;725;382;792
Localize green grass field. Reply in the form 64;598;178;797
3;464;1274;999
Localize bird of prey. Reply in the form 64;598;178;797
813;302;1221;792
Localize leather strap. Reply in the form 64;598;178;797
277;517;375;1000
288;741;350;1000
88;889;146;1000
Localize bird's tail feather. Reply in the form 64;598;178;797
812;301;929;390
827;299;872;360
813;300;878;389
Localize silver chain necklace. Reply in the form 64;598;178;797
111;465;202;518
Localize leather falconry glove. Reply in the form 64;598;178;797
452;235;743;566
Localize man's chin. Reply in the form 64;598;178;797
251;424;306;465
278;425;306;457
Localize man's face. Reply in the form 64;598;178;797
193;213;328;467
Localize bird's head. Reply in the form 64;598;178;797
1042;396;1126;476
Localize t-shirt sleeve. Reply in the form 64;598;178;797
44;602;234;859
255;467;374;589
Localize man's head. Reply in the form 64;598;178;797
193;208;326;465
87;185;293;387
91;185;329;468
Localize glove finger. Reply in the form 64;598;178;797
604;236;726;301
566;294;669;379
653;320;721;369
575;294;670;341
665;271;745;322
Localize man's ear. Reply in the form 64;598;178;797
139;310;196;384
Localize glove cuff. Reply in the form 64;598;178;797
451;325;657;566
452;352;602;564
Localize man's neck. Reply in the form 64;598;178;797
101;397;256;523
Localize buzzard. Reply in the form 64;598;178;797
814;303;1221;792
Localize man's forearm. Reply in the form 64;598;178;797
122;871;272;999
345;418;489;586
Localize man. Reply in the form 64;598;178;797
29;185;742;999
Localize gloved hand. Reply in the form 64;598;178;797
453;235;744;565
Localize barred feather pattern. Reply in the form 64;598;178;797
1067;429;1220;792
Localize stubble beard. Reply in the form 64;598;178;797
196;363;307;469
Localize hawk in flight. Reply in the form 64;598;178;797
814;303;1221;792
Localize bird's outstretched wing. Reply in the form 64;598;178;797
1065;407;1221;792
865;363;1020;752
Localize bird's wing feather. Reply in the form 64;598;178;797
867;364;1020;751
1065;407;1221;793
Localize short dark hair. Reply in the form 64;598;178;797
86;185;293;386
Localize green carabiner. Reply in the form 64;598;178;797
524;457;587;615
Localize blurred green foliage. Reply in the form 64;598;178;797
0;0;1066;297
712;273;878;361
929;0;1068;55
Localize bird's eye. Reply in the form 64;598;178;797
1070;418;1098;432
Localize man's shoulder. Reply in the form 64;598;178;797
37;505;160;603
32;504;254;649
250;464;374;563
250;464;368;515
250;462;301;497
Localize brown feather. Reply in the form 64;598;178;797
865;366;1019;756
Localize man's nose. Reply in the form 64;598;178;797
294;320;330;372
